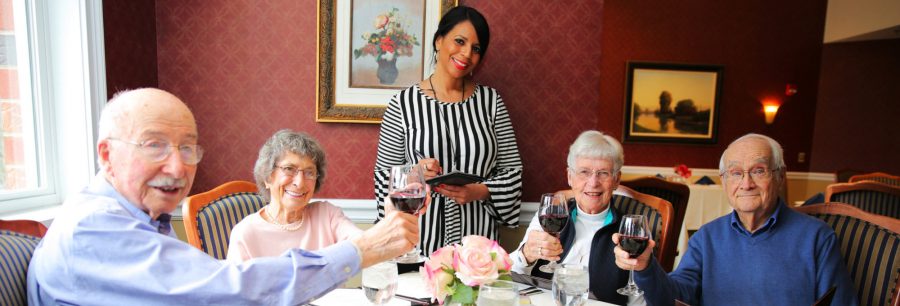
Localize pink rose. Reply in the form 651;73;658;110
454;236;500;286
420;245;456;303
374;14;390;29
491;242;513;272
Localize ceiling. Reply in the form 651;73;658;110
824;0;900;43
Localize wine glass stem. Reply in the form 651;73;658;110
628;268;636;287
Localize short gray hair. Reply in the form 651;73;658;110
566;130;624;173
718;133;786;173
253;129;327;201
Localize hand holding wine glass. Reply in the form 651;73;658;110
616;214;650;296
388;164;427;263
537;193;569;273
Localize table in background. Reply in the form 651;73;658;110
673;184;731;268
312;273;616;305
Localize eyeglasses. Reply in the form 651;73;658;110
275;165;319;180
721;167;778;183
571;168;614;181
109;138;204;165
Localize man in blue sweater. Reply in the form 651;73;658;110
612;134;858;305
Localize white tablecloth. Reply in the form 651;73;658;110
312;272;616;305
673;184;731;267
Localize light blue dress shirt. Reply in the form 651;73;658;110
27;174;361;305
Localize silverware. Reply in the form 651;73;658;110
394;293;432;305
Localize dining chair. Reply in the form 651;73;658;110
0;219;48;238
793;203;900;306
620;176;690;264
182;180;265;259
614;186;677;272
0;230;42;306
825;181;900;219
849;172;900;186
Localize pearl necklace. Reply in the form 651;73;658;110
264;206;304;231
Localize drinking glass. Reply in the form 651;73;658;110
476;280;519;306
362;260;398;305
617;214;650;296
537;193;570;273
552;263;589;306
388;164;427;263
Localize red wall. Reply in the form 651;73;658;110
106;0;833;200
599;1;827;172
810;39;900;175
103;0;159;97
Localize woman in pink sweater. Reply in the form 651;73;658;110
226;129;363;262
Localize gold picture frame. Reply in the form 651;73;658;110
316;0;457;123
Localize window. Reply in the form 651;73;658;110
0;0;105;215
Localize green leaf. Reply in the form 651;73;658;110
497;274;513;282
450;283;475;304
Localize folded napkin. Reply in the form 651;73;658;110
694;176;716;185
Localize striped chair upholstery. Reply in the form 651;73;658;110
0;230;41;306
826;181;900;219
794;203;900;306
850;172;900;187
621;176;690;268
183;181;264;259
611;188;676;271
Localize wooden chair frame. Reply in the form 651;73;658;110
794;202;900;306
849;172;900;186
182;180;258;250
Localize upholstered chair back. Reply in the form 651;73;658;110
183;181;265;259
0;230;41;306
794;203;900;306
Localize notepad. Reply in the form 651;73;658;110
425;172;484;186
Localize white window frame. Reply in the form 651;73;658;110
0;0;106;219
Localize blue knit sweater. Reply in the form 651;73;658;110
634;201;858;306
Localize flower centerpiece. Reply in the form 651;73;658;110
670;164;692;183
353;8;420;84
420;235;513;305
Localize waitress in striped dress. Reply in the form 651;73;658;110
373;6;523;255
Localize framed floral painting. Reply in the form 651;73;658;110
623;62;724;144
317;0;457;123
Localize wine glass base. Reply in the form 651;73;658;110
395;254;424;264
538;264;557;273
616;286;643;296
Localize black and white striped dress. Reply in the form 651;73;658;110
374;83;523;255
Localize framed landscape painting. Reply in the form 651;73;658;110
623;62;724;144
317;0;457;123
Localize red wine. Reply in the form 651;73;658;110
620;235;649;258
539;214;569;235
390;194;425;214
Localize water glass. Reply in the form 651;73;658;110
552;264;589;306
362;261;398;305
477;280;519;306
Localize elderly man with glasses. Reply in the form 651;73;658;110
27;88;423;305
613;134;857;306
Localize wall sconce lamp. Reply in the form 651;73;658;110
763;100;780;125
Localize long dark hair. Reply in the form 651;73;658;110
432;6;491;57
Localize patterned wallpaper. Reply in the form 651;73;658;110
110;0;834;200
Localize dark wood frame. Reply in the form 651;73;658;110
623;62;724;144
316;0;457;123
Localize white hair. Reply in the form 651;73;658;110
718;133;786;173
566;130;624;173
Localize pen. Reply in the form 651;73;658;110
413;149;426;160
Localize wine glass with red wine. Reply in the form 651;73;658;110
388;164;426;263
537;193;569;273
617;214;650;296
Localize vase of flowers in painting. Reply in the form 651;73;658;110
376;58;399;85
